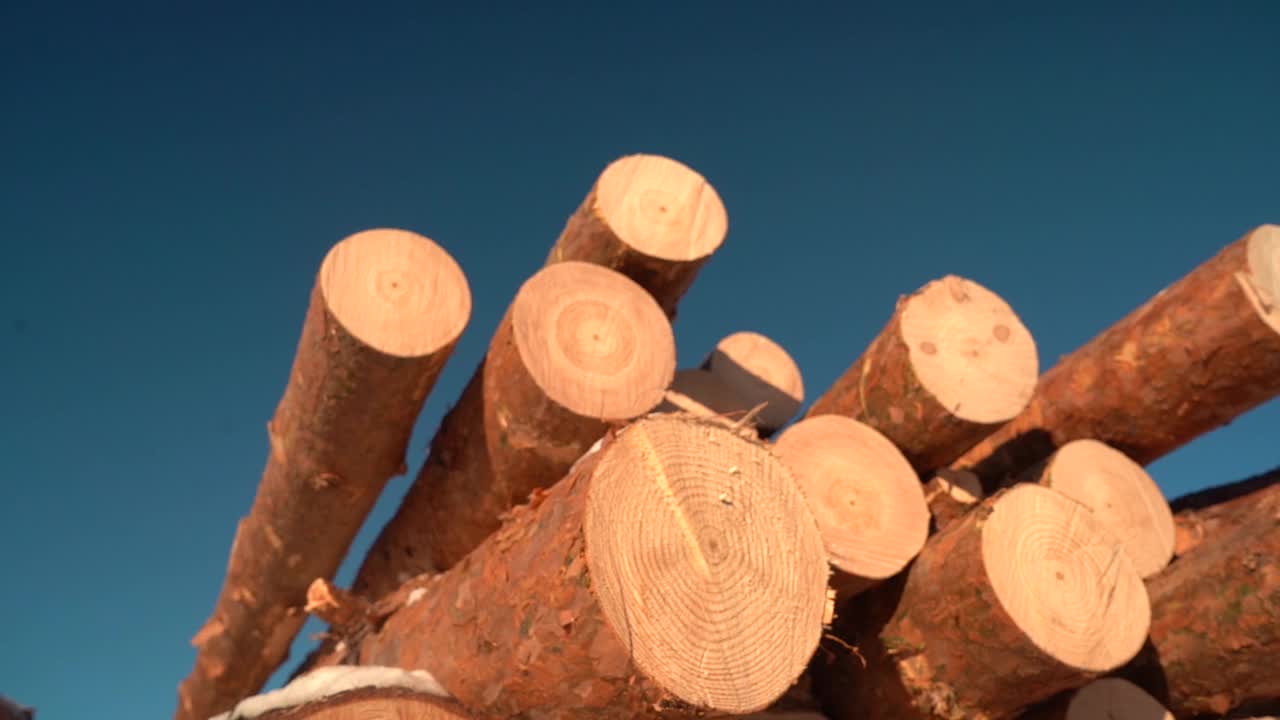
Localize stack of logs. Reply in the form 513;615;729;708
175;153;1280;720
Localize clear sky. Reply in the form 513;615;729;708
2;2;1277;717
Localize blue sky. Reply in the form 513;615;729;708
2;2;1277;717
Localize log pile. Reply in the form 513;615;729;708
173;153;1280;720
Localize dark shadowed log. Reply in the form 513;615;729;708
701;331;805;436
1018;678;1172;720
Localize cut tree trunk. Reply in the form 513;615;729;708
953;224;1280;488
1018;439;1174;578
922;468;984;533
243;691;474;720
772;415;929;599
176;229;472;720
701;331;805;436
805;275;1038;475
815;483;1151;720
1172;465;1278;557
209;666;469;720
1122;475;1280;718
350;261;675;599
331;414;832;720
1018;678;1172;720
545;153;728;318
656;368;762;432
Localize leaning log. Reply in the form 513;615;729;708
546;153;728;318
350;260;674;599
701;331;805;436
953;224;1280;488
815;483;1151;720
1169;465;1279;556
176;228;472;720
805;275;1038;475
334;414;832;720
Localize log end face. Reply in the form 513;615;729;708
594;154;728;262
981;484;1151;673
319;228;472;358
1245;224;1280;333
583;414;830;715
1043;439;1175;578
1064;678;1173;720
900;275;1039;424
774;415;929;584
512;261;675;421
705;331;805;433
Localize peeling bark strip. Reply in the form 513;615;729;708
351;261;675;600
175;229;472;720
1123;478;1280;717
954;224;1280;487
701;331;805;437
546;153;728;318
816;484;1150;720
1172;465;1279;557
350;414;831;720
772;415;929;599
805;275;1038;475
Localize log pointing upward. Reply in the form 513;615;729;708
176;229;472;720
954;224;1280;487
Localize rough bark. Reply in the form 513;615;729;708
335;414;832;720
953;224;1280;489
545;154;728;319
246;690;474;720
1121;477;1280;717
350;261;675;600
176;229;471;720
814;484;1150;720
701;331;805;436
1172;466;1279;557
922;469;984;533
805;275;1038;475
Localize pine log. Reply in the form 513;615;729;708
1018;678;1172;720
816;483;1151;720
656;368;758;428
344;414;832;720
176;229;471;720
1172;466;1279;557
350;261;674;599
545;153;728;318
772;415;929;598
1019;439;1174;578
805;275;1038;475
1122;476;1280;717
244;692;473;720
209;666;469;720
922;468;984;532
953;224;1280;488
701;331;805;436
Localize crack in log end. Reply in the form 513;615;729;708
633;425;714;580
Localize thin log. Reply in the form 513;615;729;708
1172;466;1279;557
1018;678;1172;720
1122;477;1280;717
545;153;728;318
772;415;929;599
1019;439;1174;578
338;414;832;719
656;368;760;430
922;468;984;532
953;224;1280;488
805;275;1038;475
815;483;1151;720
350;260;674;599
176;229;471;720
701;331;805;436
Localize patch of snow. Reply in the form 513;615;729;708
208;665;449;720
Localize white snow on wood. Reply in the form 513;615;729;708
208;665;449;720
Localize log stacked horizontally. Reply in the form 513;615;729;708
174;156;1280;720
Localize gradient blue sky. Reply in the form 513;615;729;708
2;2;1278;717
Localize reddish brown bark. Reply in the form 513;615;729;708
235;688;474;720
953;225;1280;488
176;229;470;720
1172;466;1279;557
545;154;728;318
1122;478;1280;717
350;261;674;601
805;276;1038;475
335;415;831;720
922;469;983;533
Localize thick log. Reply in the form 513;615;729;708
922;468;984;532
816;483;1151;720
1019;439;1174;578
344;414;831;720
1018;678;1172;720
546;153;728;318
1172;466;1279;557
176;229;471;720
351;261;674;599
772;415;929;598
701;331;805;436
1123;476;1280;717
209;666;469;720
953;224;1280;488
805;275;1038;475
